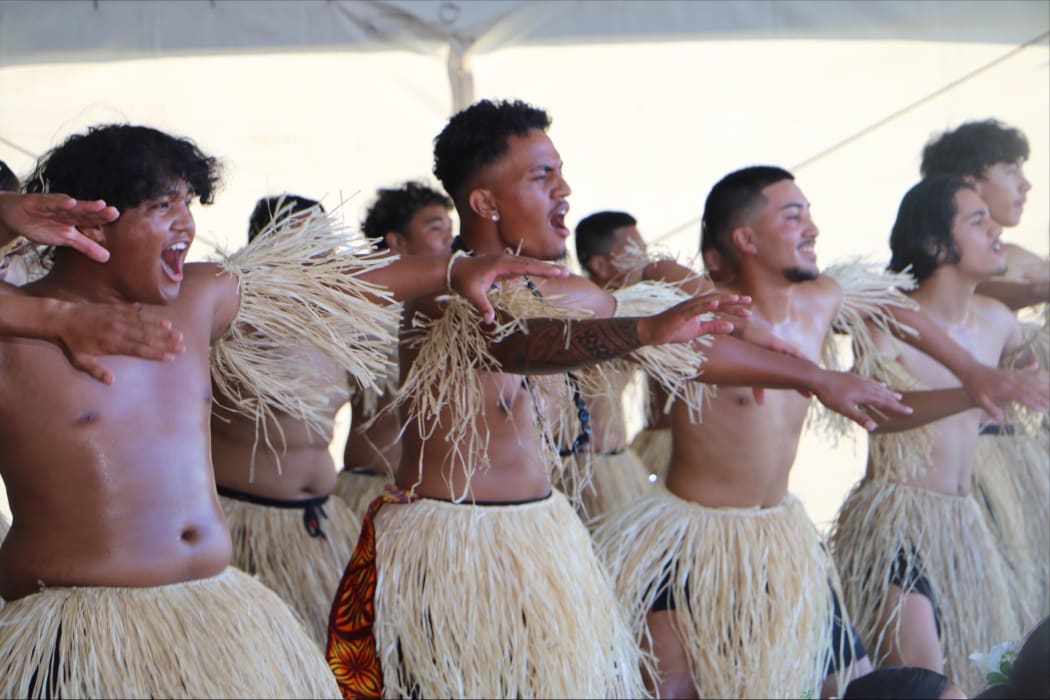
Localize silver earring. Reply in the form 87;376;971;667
491;214;499;222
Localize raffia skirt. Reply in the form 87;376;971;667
371;490;649;699
593;486;840;699
973;428;1050;623
830;479;1024;695
220;491;360;647
0;567;338;698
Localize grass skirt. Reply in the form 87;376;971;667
0;567;338;698
629;428;672;482
593;487;839;699
973;430;1050;623
830;479;1024;694
220;494;359;647
334;468;394;522
372;490;648;699
557;450;654;527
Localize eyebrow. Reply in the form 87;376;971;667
778;201;808;212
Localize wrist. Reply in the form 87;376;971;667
445;250;469;293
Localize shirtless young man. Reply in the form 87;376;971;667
830;175;1050;695
921;118;1050;621
325;99;913;699
0;123;565;698
591;165;1050;700
336;181;455;518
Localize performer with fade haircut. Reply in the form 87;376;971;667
325;98;922;700
336;180;455;520
830;174;1049;695
0;122;565;698
592;165;1049;700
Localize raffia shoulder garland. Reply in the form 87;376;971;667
808;260;920;442
210;203;399;472
392;278;575;502
606;280;714;421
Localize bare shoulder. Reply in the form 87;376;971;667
536;272;615;317
180;262;241;340
799;273;845;313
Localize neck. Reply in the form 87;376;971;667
910;267;978;324
31;253;123;304
731;264;796;323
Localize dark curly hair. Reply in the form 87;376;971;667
574;210;637;268
888;175;974;282
248;194;324;242
433;99;551;201
361;181;452;249
921;119;1030;179
24;124;221;213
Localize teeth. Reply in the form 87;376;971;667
167;243;187;252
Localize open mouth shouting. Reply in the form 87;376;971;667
161;241;189;282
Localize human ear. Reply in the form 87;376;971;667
384;231;407;255
730;225;757;256
468;188;498;222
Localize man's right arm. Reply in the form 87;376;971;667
488;293;735;374
0;290;185;385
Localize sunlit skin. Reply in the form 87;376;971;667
0;176;570;601
344;202;455;477
863;188;1046;673
395;129;737;503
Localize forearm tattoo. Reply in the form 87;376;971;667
508;317;641;372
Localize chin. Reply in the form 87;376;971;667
783;266;820;283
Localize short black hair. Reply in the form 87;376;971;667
574;211;637;268
361;181;452;249
700;165;794;266
921;119;1030;179
247;194;324;242
0;159;18;192
888;175;973;282
24;124;221;213
433;99;551;202
842;666;952;699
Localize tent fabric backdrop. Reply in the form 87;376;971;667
0;0;1047;528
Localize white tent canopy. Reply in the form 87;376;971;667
1;0;1047;527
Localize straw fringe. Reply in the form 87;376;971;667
830;480;1023;695
810;261;920;440
0;567;338;698
630;427;672;482
334;469;395;521
972;435;1049;624
210;201;399;473
219;495;360;648
608;280;715;422
593;488;838;699
393;279;588;502
372;492;648;699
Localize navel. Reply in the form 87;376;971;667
180;527;200;544
73;411;101;426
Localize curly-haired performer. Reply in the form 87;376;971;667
0;123;566;699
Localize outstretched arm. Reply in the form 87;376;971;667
889;306;1047;422
0;192;118;262
360;252;569;323
698;335;913;431
0;294;185;384
488;293;735;374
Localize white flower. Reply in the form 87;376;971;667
970;639;1020;681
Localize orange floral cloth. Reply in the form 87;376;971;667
326;484;415;699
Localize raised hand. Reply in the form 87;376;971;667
0;193;119;262
448;252;569;323
811;369;913;432
637;293;739;346
958;362;1050;424
54;301;186;385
